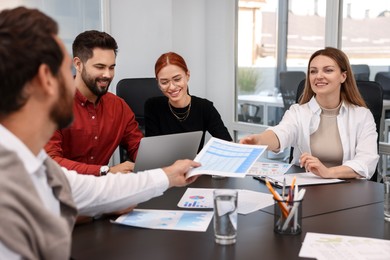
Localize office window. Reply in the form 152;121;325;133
0;0;105;54
237;0;280;127
287;0;326;69
341;0;390;79
236;0;325;128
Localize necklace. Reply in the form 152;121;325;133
168;99;192;122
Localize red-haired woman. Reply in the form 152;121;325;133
145;52;232;151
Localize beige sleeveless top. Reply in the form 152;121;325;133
310;103;343;167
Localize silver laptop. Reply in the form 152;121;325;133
133;131;203;172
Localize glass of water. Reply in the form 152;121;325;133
213;189;238;245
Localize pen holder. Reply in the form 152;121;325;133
273;197;302;235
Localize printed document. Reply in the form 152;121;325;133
299;232;390;260
267;172;345;188
247;161;292;176
112;209;213;232
177;188;274;215
186;138;267;178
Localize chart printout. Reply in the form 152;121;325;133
187;138;267;178
112;209;213;232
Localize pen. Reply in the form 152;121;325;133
287;176;297;202
293;184;299;231
253;176;283;188
297;146;309;172
265;180;289;218
282;188;306;231
282;177;286;198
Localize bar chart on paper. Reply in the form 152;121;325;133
188;138;267;178
178;188;214;208
182;195;208;208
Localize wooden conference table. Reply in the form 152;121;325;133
71;171;388;260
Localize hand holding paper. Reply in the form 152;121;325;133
186;138;267;179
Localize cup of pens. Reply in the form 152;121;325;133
273;195;303;235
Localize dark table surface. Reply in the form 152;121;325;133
71;174;387;260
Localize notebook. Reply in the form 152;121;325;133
133;131;203;172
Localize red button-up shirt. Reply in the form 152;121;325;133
45;90;143;176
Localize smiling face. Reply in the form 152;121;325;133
309;55;347;102
78;47;116;98
157;64;190;107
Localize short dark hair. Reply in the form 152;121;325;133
0;7;63;115
72;30;118;62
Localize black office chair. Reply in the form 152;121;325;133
279;71;306;112
116;78;164;162
351;64;370;81
293;79;383;181
375;71;390;99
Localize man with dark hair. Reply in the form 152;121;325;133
45;30;143;176
0;7;199;259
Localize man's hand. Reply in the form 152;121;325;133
104;205;137;216
109;161;135;173
163;159;201;188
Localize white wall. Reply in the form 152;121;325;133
205;0;236;136
109;0;235;134
110;0;173;80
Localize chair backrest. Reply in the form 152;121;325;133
116;78;163;130
375;71;390;99
279;71;306;112
351;64;370;81
294;79;383;181
116;78;164;163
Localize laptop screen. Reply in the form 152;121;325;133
133;131;203;172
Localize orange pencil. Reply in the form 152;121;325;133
290;176;297;191
265;180;289;218
287;176;297;202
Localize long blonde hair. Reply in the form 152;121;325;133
299;47;367;107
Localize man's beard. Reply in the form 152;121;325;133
81;67;111;97
50;73;74;129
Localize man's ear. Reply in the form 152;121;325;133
34;63;57;96
73;57;82;73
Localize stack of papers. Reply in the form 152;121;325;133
177;188;274;215
112;188;273;233
264;172;346;188
299;232;390;259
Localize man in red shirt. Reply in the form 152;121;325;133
45;30;143;176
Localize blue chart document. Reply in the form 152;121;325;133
112;209;213;232
187;137;267;178
177;188;274;215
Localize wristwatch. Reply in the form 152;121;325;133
100;165;110;176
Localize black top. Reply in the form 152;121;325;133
144;95;232;151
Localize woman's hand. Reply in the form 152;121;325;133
299;153;333;178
